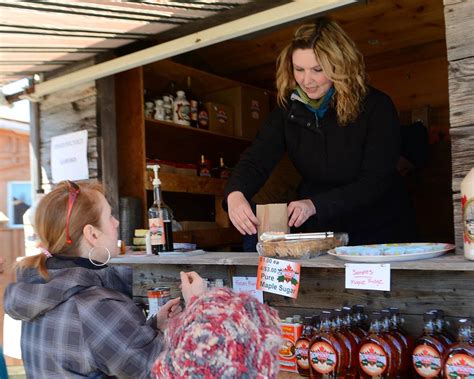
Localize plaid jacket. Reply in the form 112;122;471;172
4;257;164;378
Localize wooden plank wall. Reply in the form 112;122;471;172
130;263;473;339
444;0;474;249
0;228;25;366
39;82;98;191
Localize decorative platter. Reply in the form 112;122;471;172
327;243;455;263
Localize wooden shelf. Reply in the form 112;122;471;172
111;250;474;271
145;118;251;143
145;171;226;196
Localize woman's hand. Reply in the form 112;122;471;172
155;297;181;330
227;191;259;235
180;271;207;304
288;199;316;228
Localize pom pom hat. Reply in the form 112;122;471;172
153;287;281;378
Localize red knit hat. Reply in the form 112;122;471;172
152;287;281;378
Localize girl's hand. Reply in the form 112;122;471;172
155;297;181;330
288;199;316;228
227;191;259;235
180;271;207;304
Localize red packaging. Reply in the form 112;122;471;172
279;318;303;373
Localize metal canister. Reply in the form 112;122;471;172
147;287;171;316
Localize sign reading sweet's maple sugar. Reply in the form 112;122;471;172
256;256;301;298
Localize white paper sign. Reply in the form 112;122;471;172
232;276;263;303
51;130;89;183
345;263;391;291
256;256;301;298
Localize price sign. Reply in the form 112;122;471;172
345;263;391;291
256;256;301;298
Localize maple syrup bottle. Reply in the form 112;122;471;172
352;304;369;332
430;309;455;345
381;309;408;378
332;309;359;378
412;312;447;378
309;311;350;379
297;316;316;377
443;318;474;378
342;306;366;345
358;312;400;378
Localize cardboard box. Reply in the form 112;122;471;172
279;319;303;373
205;86;270;140
205;102;234;136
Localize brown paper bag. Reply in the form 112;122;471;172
256;203;289;240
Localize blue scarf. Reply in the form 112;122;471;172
292;86;335;119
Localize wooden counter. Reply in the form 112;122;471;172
111;250;474;271
111;250;473;378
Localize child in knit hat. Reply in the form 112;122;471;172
152;271;281;378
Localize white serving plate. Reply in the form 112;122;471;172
327;243;455;263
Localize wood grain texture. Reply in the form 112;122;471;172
453;192;463;251
444;0;474;61
450;125;474;193
115;67;147;225
111;251;474;271
448;58;474;128
39;82;98;184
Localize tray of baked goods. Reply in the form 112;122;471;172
256;231;348;259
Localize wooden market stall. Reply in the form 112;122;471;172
10;0;473;376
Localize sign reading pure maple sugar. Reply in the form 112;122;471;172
256;256;301;298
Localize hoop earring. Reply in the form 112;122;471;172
88;246;111;267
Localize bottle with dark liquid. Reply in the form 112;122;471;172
443;318;474;379
358;312;399;379
332;309;358;378
148;165;174;253
309;310;350;378
186;76;199;128
412;312;447;378
352;304;369;332
380;309;408;378
296;316;316;377
388;307;414;377
430;309;455;345
197;101;209;130
198;155;211;177
342;306;366;344
218;157;231;179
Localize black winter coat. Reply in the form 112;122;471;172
225;87;416;245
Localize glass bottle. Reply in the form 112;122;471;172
197;101;209;130
380;309;408;378
163;95;173;121
352;304;369;332
218;157;231;179
148;165;174;254
430;309;455;345
173;90;190;126
154;99;165;120
358;312;399;379
297;316;316;377
186;76;199;128
332;309;358;378
309;310;350;378
412;312;447;378
443;319;474;378
342;306;366;345
197;155;211;177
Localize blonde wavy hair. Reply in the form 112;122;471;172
276;18;368;126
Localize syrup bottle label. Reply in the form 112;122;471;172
149;217;165;245
295;339;310;369
412;345;442;377
310;341;337;374
359;343;388;376
445;353;474;377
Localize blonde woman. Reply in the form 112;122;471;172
4;181;204;378
225;18;416;245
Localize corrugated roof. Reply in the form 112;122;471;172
0;0;255;86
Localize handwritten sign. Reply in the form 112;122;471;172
345;263;391;291
256;256;301;298
51;130;89;183
232;276;263;303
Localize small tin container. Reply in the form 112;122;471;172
147;287;171;316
